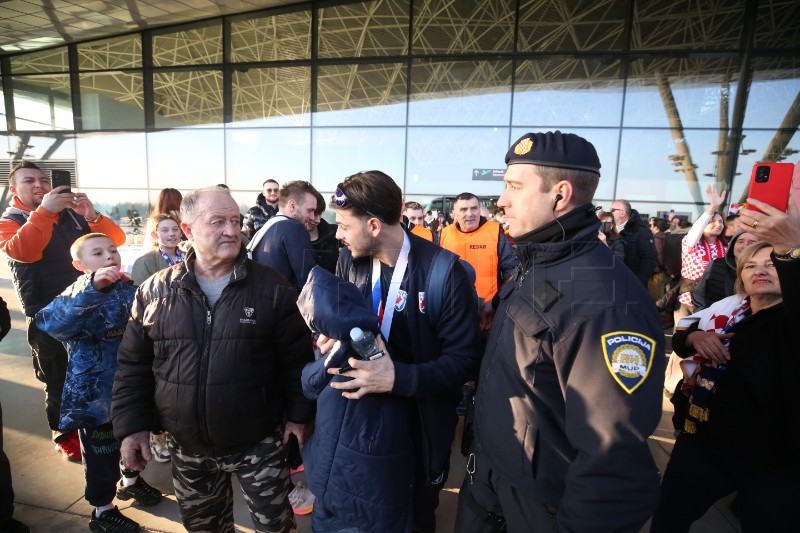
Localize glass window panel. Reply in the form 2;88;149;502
316;63;407;126
0;82;6;132
413;0;515;54
742;56;799;129
2;134;76;161
231;10;311;61
616;128;727;211
11;75;73;130
147;129;225;190
77;35;142;70
513;57;623;127
152;23;222;66
318;0;409;58
80;72;145;130
225;129;311;191
312;128;406;192
409;60;512;126
77;187;149;227
75;132;148;189
509;127;618;201
624;56;741;129
153;70;223;128
517;0;627;52
754;0;800;48
631;1;745;51
406;127;510;196
10;47;69;74
231;67;310;127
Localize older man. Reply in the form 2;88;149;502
112;186;315;532
456;132;664;532
611;198;658;286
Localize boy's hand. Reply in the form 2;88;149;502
92;266;122;291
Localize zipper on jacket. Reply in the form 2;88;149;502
196;294;213;450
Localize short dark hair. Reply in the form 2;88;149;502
652;218;668;232
8;160;43;186
279;180;319;209
539;165;599;206
726;214;739;223
313;189;326;216
405;201;423;211
263;179;279;187
331;170;402;224
454;192;478;203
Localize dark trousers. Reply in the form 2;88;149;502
78;422;121;507
651;433;800;532
454;457;557;533
26;318;68;441
0;402;15;522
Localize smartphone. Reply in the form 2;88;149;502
747;162;793;213
601;221;614;234
51;170;72;193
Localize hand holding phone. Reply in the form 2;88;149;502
747;163;793;214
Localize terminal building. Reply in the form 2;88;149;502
0;0;797;221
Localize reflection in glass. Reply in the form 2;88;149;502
152;23;222;66
80;72;144;130
406;127;510;196
517;0;627;52
410;60;512;125
316;63;407;126
147;129;225;190
10;48;69;74
78;35;142;70
312;128;406;192
510;127;618;201
231;67;310;127
225;129;311;191
75;133;147;189
0;84;6;132
12;75;73;130
2;134;75;162
742;56;799;129
631;0;745;50
78;188;149;225
318;0;409;58
153;70;223;127
231;10;311;62
755;0;800;49
624;56;740;129
513;57;623;127
617;128;730;212
413;0;515;54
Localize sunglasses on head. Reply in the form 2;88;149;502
333;187;385;223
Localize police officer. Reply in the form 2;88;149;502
455;131;665;532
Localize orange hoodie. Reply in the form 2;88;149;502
0;196;127;263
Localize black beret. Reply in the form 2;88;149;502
505;131;601;176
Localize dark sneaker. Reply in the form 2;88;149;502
116;476;162;507
89;507;139;533
0;517;31;533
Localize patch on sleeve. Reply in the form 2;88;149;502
601;331;656;394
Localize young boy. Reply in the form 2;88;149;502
131;214;184;287
35;233;161;533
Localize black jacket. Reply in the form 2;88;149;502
619;209;658;286
673;255;800;475
310;218;340;274
243;193;277;237
112;247;315;456
473;211;665;531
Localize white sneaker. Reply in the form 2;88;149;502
149;432;170;463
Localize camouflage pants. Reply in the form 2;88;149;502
170;431;296;533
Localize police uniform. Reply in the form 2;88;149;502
455;132;665;532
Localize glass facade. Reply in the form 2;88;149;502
1;0;798;221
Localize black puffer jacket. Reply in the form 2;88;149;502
112;247;315;456
619;209;658;286
243;193;277;237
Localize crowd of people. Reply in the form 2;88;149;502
0;134;798;533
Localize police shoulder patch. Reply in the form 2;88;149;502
601;331;656;394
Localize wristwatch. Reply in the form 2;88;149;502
773;246;800;260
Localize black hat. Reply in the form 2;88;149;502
505;131;601;176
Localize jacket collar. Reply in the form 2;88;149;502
514;205;602;269
173;245;249;290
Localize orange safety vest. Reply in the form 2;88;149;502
410;224;434;242
439;221;501;301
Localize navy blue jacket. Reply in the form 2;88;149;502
299;230;482;532
251;215;316;292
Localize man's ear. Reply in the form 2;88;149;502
181;222;193;241
367;217;382;237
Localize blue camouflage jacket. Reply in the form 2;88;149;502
35;273;135;431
